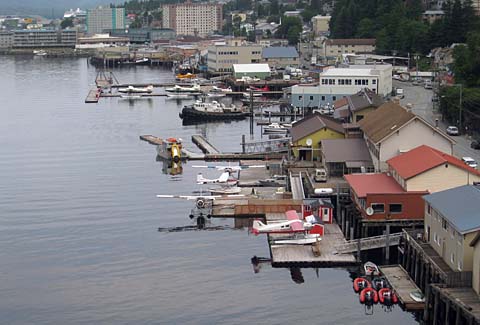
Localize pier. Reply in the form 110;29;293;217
380;265;425;310
85;88;101;103
334;233;402;254
191;135;220;154
139;135;164;145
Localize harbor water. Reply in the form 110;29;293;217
0;56;419;324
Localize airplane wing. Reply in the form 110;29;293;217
156;194;206;200
240;165;265;169
192;165;217;169
285;210;300;221
218;172;230;183
290;220;305;231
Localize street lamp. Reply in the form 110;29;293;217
414;54;420;81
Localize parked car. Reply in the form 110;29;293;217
396;88;404;99
446;126;459;136
462;157;478;169
412;78;423;86
471;140;480;150
424;80;433;89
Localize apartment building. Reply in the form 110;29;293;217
162;2;222;36
87;7;125;35
0;31;13;49
311;15;331;36
323;39;376;58
13;29;77;48
207;40;262;73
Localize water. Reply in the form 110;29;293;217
0;56;419;324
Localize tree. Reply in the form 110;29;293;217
275;16;302;40
287;25;302;44
356;18;375;38
60;17;73;29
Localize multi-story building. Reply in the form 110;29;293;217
13;29;77;48
323;39;376;58
162;2;222;36
106;28;175;44
311;15;331;36
207;40;262;73
86;7;125;35
262;46;299;69
291;64;392;108
0;31;13;49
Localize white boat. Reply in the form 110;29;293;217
206;92;226;98
212;86;233;93
118;85;154;94
165;84;201;93
364;261;380;276
33;50;47;56
272;234;322;245
263;123;290;134
209;186;242;195
166;93;199;98
409;290;425;302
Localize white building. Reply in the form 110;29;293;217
311;15;331;36
207;39;262;73
162;2;223;36
87;7;125;35
291;64;392;108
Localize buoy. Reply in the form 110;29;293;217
360;288;378;305
353;277;371;293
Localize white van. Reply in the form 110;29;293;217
314;168;327;182
424;80;432;89
396;88;404;99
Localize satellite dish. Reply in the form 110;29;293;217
366;207;374;216
306;138;313;146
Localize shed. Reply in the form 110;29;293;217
233;63;271;79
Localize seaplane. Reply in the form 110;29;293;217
193;164;265;174
251;210;324;236
196;172;238;186
118;85;154;94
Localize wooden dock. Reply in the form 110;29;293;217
192;135;220;154
380;265;425;310
270;221;357;267
85;88;101;103
334;233;402;254
430;284;480;324
139;135;163;145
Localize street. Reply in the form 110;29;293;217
395;80;480;163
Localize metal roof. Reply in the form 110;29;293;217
321;138;372;164
262;46;299;58
423;185;480;234
233;63;271;73
291;112;344;142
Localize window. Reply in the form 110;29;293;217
371;203;384;213
451;253;455;264
389;204;402;213
442;218;448;231
332;96;336;100
310;96;314;101
372;79;376;85
328;79;335;85
322;79;327;85
433;232;437;244
298;95;303;100
321;96;325;101
355;79;361;85
458;260;462;271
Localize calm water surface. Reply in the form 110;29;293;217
0;56;419;324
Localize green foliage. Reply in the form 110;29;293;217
60;17;73;29
275;16;302;44
356;18;375;38
452;32;480;86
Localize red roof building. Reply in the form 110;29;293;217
344;173;428;221
387;145;480;193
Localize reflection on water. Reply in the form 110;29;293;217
156;156;183;175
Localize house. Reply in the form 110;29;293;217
320;138;374;176
291;112;345;161
387;145;480;192
470;232;480;294
322;39;376;58
346;88;384;123
290;64;392;108
344;173;428;221
304;198;334;224
422;10;445;24
423;185;480;272
262;46;299;69
358;102;455;171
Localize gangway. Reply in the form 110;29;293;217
334;233;402;254
289;171;305;200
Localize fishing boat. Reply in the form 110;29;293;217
33;49;47;56
118;85;154;93
165;84;201;93
364;261;380;276
179;100;249;121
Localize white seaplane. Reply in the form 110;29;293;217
192;164;265;174
118;85;154;94
196;172;238;186
251;210;324;237
156;193;244;210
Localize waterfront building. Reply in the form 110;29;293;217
423;185;480;272
13;29;77;48
387;145;480;192
344;173;428;221
76;34;129;49
262;46;299;69
105;28;175;44
162;2;223;36
291;112;345;161
87;7;125;35
207;40;262;73
233;63;271;79
471;233;480;294
333;88;384;123
311;15;331;37
320;138;374;176
323;39;376;59
358;102;454;171
291;64;392;108
0;31;13;49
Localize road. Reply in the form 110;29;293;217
395;80;480;162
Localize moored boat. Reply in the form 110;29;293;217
179;100;249;121
360;287;378;305
364;261;380;276
166;84;201;93
353;277;371;293
378;288;398;305
263;123;290;134
118;85;153;93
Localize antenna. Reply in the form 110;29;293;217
366;207;374;216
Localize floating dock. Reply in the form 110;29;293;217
139;135;164;145
380;265;425;310
85;88;100;103
192;135;220;154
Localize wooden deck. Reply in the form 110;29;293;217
191;135;220;154
139;135;163;145
381;265;425;310
431;285;480;323
85;88;100;103
269;221;357;267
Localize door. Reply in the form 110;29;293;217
322;208;330;223
427;226;430;242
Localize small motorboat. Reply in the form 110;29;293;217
353;277;371;293
364;261;380;276
378;288;398;305
409;290;425;302
372;277;388;291
360;287;378;305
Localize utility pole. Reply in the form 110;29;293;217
459;83;463;133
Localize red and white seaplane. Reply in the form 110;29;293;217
251;210;324;244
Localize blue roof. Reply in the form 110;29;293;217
423;185;480;234
262;46;298;59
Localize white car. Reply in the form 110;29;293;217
446;126;459;136
462;157;478;169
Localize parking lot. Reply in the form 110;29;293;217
394;80;480;164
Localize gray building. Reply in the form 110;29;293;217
13;29;77;48
262;46;299;68
106;28;175;44
87;7;125;35
0;31;13;49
